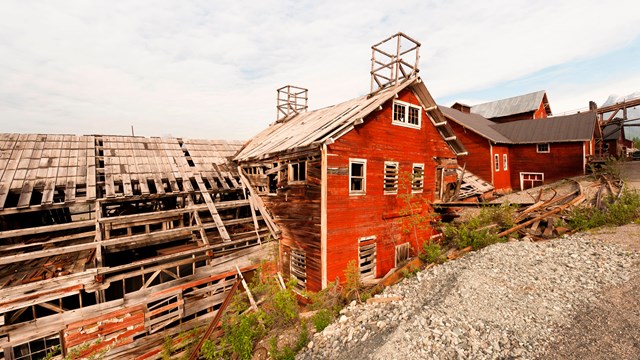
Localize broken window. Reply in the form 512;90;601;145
290;248;307;291
349;159;366;195
411;163;424;193
537;143;550;153
395;242;410;267
503;154;508;171
289;161;306;183
13;334;61;360
384;161;399;194
392;101;421;129
520;172;544;190
359;236;376;279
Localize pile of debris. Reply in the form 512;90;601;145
487;175;625;240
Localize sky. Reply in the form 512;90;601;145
1;0;640;140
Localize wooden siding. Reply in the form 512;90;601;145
447;122;493;184
325;88;456;284
509;142;585;190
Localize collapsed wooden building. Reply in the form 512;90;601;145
235;33;468;292
0;134;277;359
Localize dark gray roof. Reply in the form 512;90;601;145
471;90;548;119
602;124;622;141
494;112;596;143
441;106;597;144
439;106;512;143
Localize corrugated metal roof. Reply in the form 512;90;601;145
493;112;596;143
235;78;466;161
441;107;597;144
439;106;512;143
471;90;547;119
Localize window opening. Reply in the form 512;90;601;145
392;101;422;129
412;163;424;192
384;162;399;194
289;161;306;182
503;154;508;171
537;143;550;153
395;242;410;267
359;236;376;279
349;159;366;195
290;248;307;291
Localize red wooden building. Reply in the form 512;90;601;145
235;34;467;291
441;106;600;191
453;90;552;123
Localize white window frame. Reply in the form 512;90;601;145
537;143;550;153
349;158;367;195
411;163;424;193
494;154;500;172
520;172;544;190
503;154;508;171
384;161;399;194
392;100;422;129
288;161;307;183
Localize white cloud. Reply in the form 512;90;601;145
0;0;639;140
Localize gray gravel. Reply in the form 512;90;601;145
297;235;639;360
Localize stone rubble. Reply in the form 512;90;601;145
297;234;639;360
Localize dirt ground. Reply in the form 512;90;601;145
542;161;640;359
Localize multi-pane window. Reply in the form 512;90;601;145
13;335;61;360
494;154;500;171
349;159;366;194
503;154;508;171
289;161;306;182
537;143;550;153
384;161;399;194
392;101;421;128
411;163;424;192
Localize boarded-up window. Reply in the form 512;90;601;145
384;161;399;194
349;159;366;195
359;236;376;279
412;163;424;193
395;242;410;267
290;248;307;291
289;161;306;182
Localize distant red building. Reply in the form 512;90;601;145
453;90;552;123
441;106;599;191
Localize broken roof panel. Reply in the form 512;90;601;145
235;78;467;161
471;90;548;119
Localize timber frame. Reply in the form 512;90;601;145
0;134;278;359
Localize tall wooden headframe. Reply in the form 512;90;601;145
370;32;421;94
277;85;308;122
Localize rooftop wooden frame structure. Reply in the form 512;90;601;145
276;85;308;122
0;133;278;359
370;32;421;94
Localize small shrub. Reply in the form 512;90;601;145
420;241;445;264
569;189;640;230
342;260;362;302
272;287;299;325
311;309;332;332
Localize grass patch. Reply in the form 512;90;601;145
569;189;640;231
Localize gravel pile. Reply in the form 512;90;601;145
298;234;638;360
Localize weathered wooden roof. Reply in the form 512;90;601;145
235;77;467;161
442;107;597;144
0;134;243;210
471;90;549;119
